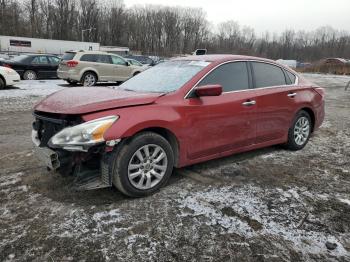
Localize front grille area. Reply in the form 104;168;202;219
32;111;81;147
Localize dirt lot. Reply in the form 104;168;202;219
0;75;349;261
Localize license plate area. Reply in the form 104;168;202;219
34;146;60;170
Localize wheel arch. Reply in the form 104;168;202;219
299;107;316;132
81;69;99;81
0;74;6;86
134;127;180;167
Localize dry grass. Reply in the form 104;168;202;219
297;64;350;75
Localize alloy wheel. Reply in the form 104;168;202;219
83;74;96;86
127;144;168;190
293;116;310;146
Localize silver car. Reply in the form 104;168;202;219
57;51;143;86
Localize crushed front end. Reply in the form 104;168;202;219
31;111;119;190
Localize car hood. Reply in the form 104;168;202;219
34;87;162;114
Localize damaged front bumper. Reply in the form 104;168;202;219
32;129;117;190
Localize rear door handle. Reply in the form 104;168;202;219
242;100;256;106
287;92;297;98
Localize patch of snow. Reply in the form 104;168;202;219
338;198;350;206
0;80;65;99
177;185;349;257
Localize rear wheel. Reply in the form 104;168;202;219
286;110;312;150
0;77;5;89
81;72;97;86
110;132;174;197
23;70;37;80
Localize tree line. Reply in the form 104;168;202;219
1;0;350;61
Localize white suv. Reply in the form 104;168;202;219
57;51;144;86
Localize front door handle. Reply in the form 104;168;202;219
242;100;256;106
287;92;297;98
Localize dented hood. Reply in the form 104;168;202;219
34;87;162;114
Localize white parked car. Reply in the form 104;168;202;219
0;66;21;89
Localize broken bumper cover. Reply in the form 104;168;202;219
32;130;60;170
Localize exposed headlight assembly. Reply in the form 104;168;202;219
49;115;118;151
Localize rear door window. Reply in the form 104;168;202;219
198;62;250;92
48;56;60;65
96;55;111;64
80;54;98;62
31;56;49;64
252;62;287;88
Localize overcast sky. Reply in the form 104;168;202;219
124;0;350;34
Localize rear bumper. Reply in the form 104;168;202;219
57;70;80;81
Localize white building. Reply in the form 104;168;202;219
0;35;100;55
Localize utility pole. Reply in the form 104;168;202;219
81;28;96;42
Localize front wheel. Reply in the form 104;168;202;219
286;110;312;150
0;78;5;89
110;132;174;197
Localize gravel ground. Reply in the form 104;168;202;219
0;74;349;261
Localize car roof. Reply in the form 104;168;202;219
23;53;58;57
67;50;113;55
173;54;277;64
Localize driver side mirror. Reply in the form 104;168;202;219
194;84;223;97
125;61;130;66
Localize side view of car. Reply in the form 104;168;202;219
0;54;60;80
57;51;143;86
125;55;157;66
32;55;325;197
0;66;21;89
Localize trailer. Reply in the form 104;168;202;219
0;35;100;55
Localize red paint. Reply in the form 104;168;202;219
35;55;325;168
195;84;223;97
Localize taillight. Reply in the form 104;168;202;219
3;64;12;68
66;60;78;67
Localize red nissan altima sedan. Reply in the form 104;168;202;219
32;55;325;197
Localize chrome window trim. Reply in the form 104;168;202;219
184;59;299;99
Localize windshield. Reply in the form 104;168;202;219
120;60;210;93
12;55;30;62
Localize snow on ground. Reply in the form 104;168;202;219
0;79;67;98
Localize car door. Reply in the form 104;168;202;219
30;56;51;78
47;56;60;78
95;55;115;81
250;61;300;144
111;55;133;81
184;61;257;160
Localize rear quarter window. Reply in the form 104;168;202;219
285;70;296;84
252;62;287;88
61;53;76;61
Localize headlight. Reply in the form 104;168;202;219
49;115;118;151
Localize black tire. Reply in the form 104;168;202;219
81;72;97;86
0;77;5;89
23;70;37;80
66;80;78;85
133;71;140;76
109;132;174;197
286;110;312;151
